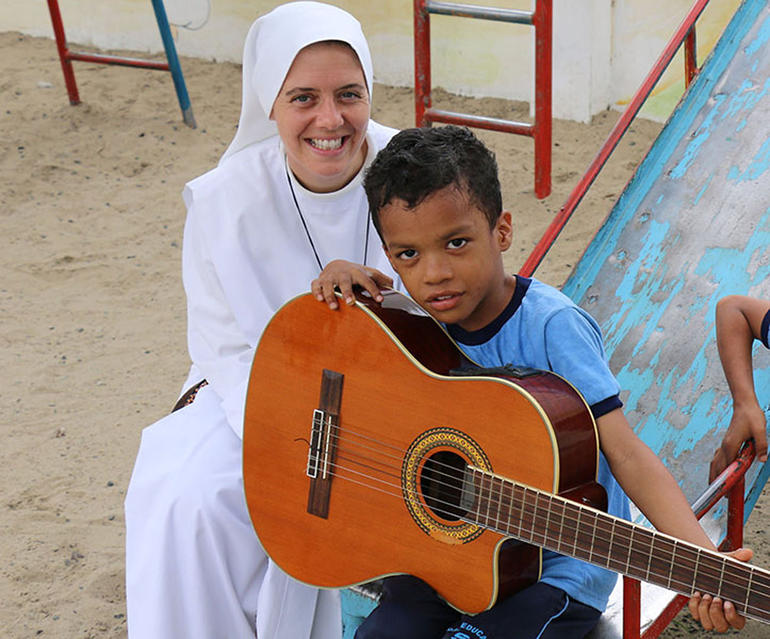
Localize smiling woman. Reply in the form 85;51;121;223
123;3;400;639
271;41;371;193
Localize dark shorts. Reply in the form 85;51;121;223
354;576;601;639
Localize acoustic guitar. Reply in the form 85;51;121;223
243;290;770;623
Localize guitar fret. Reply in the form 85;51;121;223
607;519;616;569
587;512;597;564
716;559;727;598
557;498;566;553
515;485;524;538
500;479;512;535
494;477;503;530
645;536;655;582
692;549;702;594
471;466;484;524
744;567;754;614
668;540;677;590
625;526;634;575
526;487;536;543
534;492;544;545
572;506;582;556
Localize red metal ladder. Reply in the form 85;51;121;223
46;0;196;128
414;0;552;198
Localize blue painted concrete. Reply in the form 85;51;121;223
563;0;770;537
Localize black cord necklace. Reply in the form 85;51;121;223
285;167;370;273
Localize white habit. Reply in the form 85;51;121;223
125;3;398;637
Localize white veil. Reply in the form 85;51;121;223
219;1;374;166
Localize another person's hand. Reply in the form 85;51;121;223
312;260;393;310
709;403;767;482
687;547;753;632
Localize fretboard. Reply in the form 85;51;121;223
465;466;770;624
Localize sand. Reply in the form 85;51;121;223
1;31;767;638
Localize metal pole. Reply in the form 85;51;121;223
46;0;80;104
151;0;196;128
414;0;432;126
532;0;552;199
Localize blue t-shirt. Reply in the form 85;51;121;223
761;309;770;349
446;276;631;612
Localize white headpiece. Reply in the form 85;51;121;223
219;1;374;165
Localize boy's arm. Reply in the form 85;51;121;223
597;408;750;633
710;295;770;481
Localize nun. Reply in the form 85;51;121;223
125;3;398;637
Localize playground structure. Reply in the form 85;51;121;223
343;0;770;637
46;0;195;128
37;0;768;635
414;0;553;198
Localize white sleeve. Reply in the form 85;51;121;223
181;200;255;439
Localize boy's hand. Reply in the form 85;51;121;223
709;403;767;482
312;260;393;310
687;547;753;632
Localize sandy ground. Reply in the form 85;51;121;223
1;32;767;638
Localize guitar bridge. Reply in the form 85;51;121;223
306;369;344;518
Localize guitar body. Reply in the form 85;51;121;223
243;290;604;614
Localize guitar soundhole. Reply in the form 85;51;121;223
420;451;467;522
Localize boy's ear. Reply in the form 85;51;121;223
495;211;513;251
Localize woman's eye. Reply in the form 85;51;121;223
291;94;313;104
448;238;467;249
340;90;365;101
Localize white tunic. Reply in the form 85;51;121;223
125;122;398;639
125;2;397;636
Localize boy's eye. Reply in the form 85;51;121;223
447;238;467;249
397;249;418;260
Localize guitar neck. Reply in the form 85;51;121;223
465;466;770;624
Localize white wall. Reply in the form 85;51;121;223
1;0;741;122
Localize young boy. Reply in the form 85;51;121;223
313;126;750;637
709;295;770;481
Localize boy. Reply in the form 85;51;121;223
313;126;750;637
709;295;770;481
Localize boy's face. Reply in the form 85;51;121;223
380;185;514;331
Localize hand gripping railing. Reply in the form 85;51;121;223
414;0;552;198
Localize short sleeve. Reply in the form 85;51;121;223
542;308;622;416
761;309;770;349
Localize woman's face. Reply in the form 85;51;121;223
271;42;370;193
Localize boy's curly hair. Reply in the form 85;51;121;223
364;125;503;238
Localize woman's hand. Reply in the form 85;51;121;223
311;259;393;310
687;547;753;632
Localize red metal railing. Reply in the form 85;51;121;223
414;0;552;199
519;0;710;277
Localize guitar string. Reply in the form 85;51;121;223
318;456;770;618
319;435;770;601
322;423;745;588
318;457;770;615
303;425;770;606
325;423;762;587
